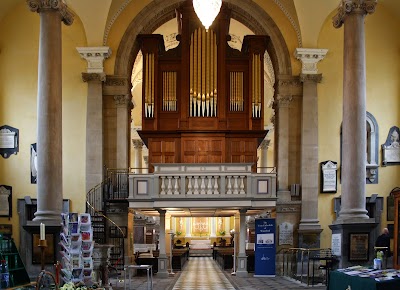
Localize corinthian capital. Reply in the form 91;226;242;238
77;47;112;73
294;48;328;75
333;0;377;28
114;95;132;107
132;140;144;149
82;73;106;83
275;95;293;108
260;139;271;150
27;0;74;25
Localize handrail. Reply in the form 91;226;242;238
281;247;335;286
86;179;125;238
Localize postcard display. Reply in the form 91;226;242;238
60;213;94;285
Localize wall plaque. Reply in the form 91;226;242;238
279;222;293;245
0;125;19;158
0;185;12;218
349;233;369;261
320;160;337;193
382;126;400;166
331;233;341;256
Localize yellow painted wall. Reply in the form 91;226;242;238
253;0;301;75
317;5;400;249
0;3;88;247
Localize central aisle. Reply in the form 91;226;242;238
172;256;236;290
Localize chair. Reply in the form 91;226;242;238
108;264;123;287
311;249;338;286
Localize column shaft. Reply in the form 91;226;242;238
132;140;143;173
276;96;291;191
35;9;63;222
157;210;169;277
236;209;248;277
115;95;132;168
259;140;270;173
84;75;105;192
337;3;375;221
300;76;321;229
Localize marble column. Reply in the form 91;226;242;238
259;139;270;173
333;0;377;222
275;95;292;192
114;95;133;169
132;140;143;174
157;209;169;278
77;47;111;193
236;209;248;277
295;48;327;234
185;218;192;237
27;0;73;223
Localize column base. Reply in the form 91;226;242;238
298;228;323;249
235;254;248;277
157;255;169;278
335;209;370;224
329;220;378;269
33;210;62;224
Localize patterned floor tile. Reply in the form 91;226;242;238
172;257;235;290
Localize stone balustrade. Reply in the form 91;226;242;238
128;163;276;200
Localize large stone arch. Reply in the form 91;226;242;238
114;0;292;81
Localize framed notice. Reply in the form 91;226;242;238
349;233;369;261
0;125;19;158
320;160;337;193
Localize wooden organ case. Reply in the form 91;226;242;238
138;1;270;172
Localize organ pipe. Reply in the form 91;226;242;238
189;28;218;117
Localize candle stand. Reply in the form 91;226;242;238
38;239;48;271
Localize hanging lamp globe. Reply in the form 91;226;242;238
193;0;222;31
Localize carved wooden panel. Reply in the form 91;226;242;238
148;138;179;170
182;136;224;163
227;138;258;165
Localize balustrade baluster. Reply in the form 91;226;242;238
213;176;219;194
187;176;193;195
193;176;199;194
200;176;206;194
233;176;239;194
227;176;232;194
174;176;180;195
160;176;166;195
240;176;245;194
207;176;213;194
167;176;173;195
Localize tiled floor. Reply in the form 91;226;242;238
172;257;235;290
112;256;327;290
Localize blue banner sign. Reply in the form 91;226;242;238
254;218;276;277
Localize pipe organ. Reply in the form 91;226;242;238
138;0;270;171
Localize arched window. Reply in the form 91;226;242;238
366;112;379;183
340;112;379;184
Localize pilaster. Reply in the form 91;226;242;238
114;95;133;168
77;47;111;193
274;94;293;192
236;209;248;277
294;48;327;236
157;209;169;278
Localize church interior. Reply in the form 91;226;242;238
0;0;400;288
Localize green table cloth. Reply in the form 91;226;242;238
328;270;400;290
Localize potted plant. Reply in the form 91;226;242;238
219;230;225;236
176;230;182;236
